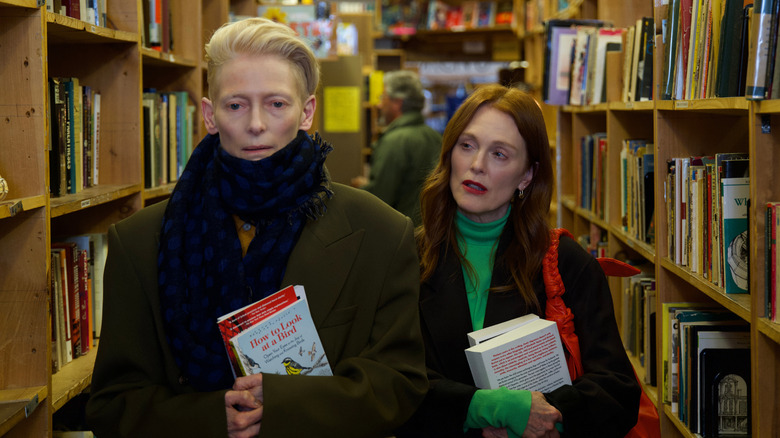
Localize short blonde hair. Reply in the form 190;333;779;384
205;17;319;103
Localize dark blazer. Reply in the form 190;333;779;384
399;233;640;438
86;183;428;437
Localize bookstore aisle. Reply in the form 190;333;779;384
1;0;779;437
552;1;780;438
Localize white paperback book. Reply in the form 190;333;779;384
465;315;571;392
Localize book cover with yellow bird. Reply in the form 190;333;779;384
219;285;332;377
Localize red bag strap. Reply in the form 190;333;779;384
543;228;641;380
543;228;584;379
543;228;660;438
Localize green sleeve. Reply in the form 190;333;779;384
463;388;531;437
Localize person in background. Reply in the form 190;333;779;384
86;17;427;438
351;70;442;226
396;84;639;438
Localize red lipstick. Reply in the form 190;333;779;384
462;180;486;195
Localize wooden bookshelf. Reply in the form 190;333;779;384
2;0;778;436
0;0;229;435
553;1;780;437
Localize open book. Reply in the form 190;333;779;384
465;314;571;392
217;285;332;378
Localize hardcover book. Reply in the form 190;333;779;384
688;326;749;433
699;347;751;437
721;160;749;294
217;285;332;378
465;315;571;392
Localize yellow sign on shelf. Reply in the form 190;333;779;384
324;86;360;133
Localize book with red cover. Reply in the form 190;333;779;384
52;242;82;357
76;248;91;354
217;285;298;377
228;287;331;377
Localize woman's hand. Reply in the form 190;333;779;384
225;374;265;438
225;388;262;438
234;374;264;404
522;391;562;438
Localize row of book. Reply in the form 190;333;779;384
50;233;107;373
255;5;337;59
48;77;102;198
141;0;173;52
379;0;514;36
543;17;655;106
660;0;780;101
576;134;656;245
664;153;749;294
142;90;196;189
578;132;607;218
764;202;780;322
46;0;107;27
620;268;656;387
621;139;655;245
745;0;780;99
427;0;513;31
661;303;749;437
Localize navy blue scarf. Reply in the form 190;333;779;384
158;130;333;391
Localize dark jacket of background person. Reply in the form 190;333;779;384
362;112;441;226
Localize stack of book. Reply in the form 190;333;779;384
620;268;656;386
543;17;654;106
46;0;107;27
664;153;749;294
50;233;107;373
48;77;102;197
661;303;749;436
659;0;780;100
142;90;196;189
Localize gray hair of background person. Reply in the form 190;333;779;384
384;70;426;113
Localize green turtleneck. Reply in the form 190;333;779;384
456;207;534;437
455;208;509;331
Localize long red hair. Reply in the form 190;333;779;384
417;84;553;310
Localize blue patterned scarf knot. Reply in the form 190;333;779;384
157;130;333;391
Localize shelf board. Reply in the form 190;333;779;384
660;257;751;321
608;100;654;111
655;97;750;114
50;184;142;218
573;205;608;229
373;48;405;56
662;404;697;438
393;26;516;39
0;0;40;8
608;225;656;262
562;103;609;113
142;182;176;201
46;11;137;44
560;194;576;211
52;344;98;412
141;46;198;68
755;99;780;114
0;386;46;436
0;195;46;220
757;317;780;345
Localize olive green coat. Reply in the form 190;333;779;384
86;183;427;437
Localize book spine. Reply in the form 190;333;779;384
744;0;774;99
721;177;750;293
